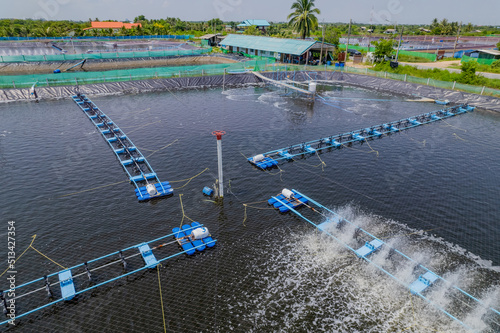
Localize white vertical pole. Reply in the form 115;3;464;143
212;131;225;198
216;137;223;198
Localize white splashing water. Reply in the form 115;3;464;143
227;204;500;332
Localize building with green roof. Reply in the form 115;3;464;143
220;34;336;64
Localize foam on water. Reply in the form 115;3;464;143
222;204;500;332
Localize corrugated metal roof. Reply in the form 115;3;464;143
199;34;218;39
220;34;316;55
478;49;500;56
237;20;270;27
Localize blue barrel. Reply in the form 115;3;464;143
53;69;61;73
202;186;214;196
327;61;331;66
340;63;345;68
334;63;340;68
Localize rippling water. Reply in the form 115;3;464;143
0;83;498;332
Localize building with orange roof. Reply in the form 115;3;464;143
84;21;142;32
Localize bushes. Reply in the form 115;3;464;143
459;62;485;85
372;61;500;89
371;39;395;60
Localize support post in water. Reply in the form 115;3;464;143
212;131;226;198
44;275;52;298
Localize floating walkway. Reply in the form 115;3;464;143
248;104;474;170
72;93;173;201
0;224;216;326
253;71;313;95
271;189;500;332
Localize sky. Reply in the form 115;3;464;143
1;0;499;26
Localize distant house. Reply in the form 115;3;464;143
367;29;374;33
237;20;270;33
383;29;397;34
419;28;431;33
199;33;225;47
472;30;482;33
477;49;500;60
360;26;367;31
84;21;142;33
225;25;233;32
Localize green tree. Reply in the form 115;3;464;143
496;41;500;50
207;18;223;32
134;15;146;23
323;27;339;45
287;0;320;39
459;61;482;84
244;25;261;35
371;39;394;61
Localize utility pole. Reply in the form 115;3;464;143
319;23;325;64
395;26;404;62
345;19;352;63
452;21;462;59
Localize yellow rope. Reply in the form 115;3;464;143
179;194;186;227
242;205;248;226
410;137;427;147
146;139;179;158
243;200;270;205
441;118;467;132
315;152;327;171
31;246;67;269
171;168;210;189
178;194;195;228
0;235;36;278
60;167;208;198
58;180;128;198
364;139;379;157
242;200;276;226
453;133;467;142
126;119;161;134
452;132;500;152
244;205;275;210
157;264;167;333
292;157;324;169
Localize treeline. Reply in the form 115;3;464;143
0;17;498;39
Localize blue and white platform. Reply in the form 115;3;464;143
72;93;173;201
270;189;500;331
172;222;216;255
248;104;475;170
269;189;309;213
0;226;216;326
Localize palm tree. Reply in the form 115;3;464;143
431;18;439;29
287;0;320;39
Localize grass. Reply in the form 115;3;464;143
462;62;500;74
397;54;432;63
372;61;500;90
